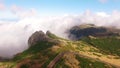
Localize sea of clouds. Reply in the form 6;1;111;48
0;10;120;58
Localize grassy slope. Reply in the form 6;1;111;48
81;37;120;56
0;33;119;68
76;54;115;68
14;41;58;68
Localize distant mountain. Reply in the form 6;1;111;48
0;30;120;68
68;24;120;40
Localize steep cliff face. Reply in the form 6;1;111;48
68;24;120;40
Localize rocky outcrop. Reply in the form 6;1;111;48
46;31;52;36
28;30;60;47
69;24;120;40
28;31;52;46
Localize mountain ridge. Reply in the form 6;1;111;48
0;24;120;68
68;24;120;40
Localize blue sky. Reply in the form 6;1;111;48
0;0;120;18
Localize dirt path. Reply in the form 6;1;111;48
47;51;120;68
47;52;66;68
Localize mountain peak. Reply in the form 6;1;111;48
28;31;51;47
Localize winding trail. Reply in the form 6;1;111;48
47;51;68;68
47;51;120;68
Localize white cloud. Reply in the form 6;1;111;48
0;10;120;58
11;5;37;19
96;12;110;17
83;9;92;16
11;5;23;13
18;8;37;18
0;23;33;58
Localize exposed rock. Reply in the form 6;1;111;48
28;30;61;47
69;24;120;40
46;30;52;36
28;31;51;46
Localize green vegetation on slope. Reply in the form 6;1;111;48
14;41;57;61
13;41;59;68
76;54;115;68
54;58;70;68
81;37;120;56
0;31;119;68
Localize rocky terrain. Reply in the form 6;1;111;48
69;24;120;40
0;24;120;68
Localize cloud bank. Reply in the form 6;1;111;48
0;10;120;58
